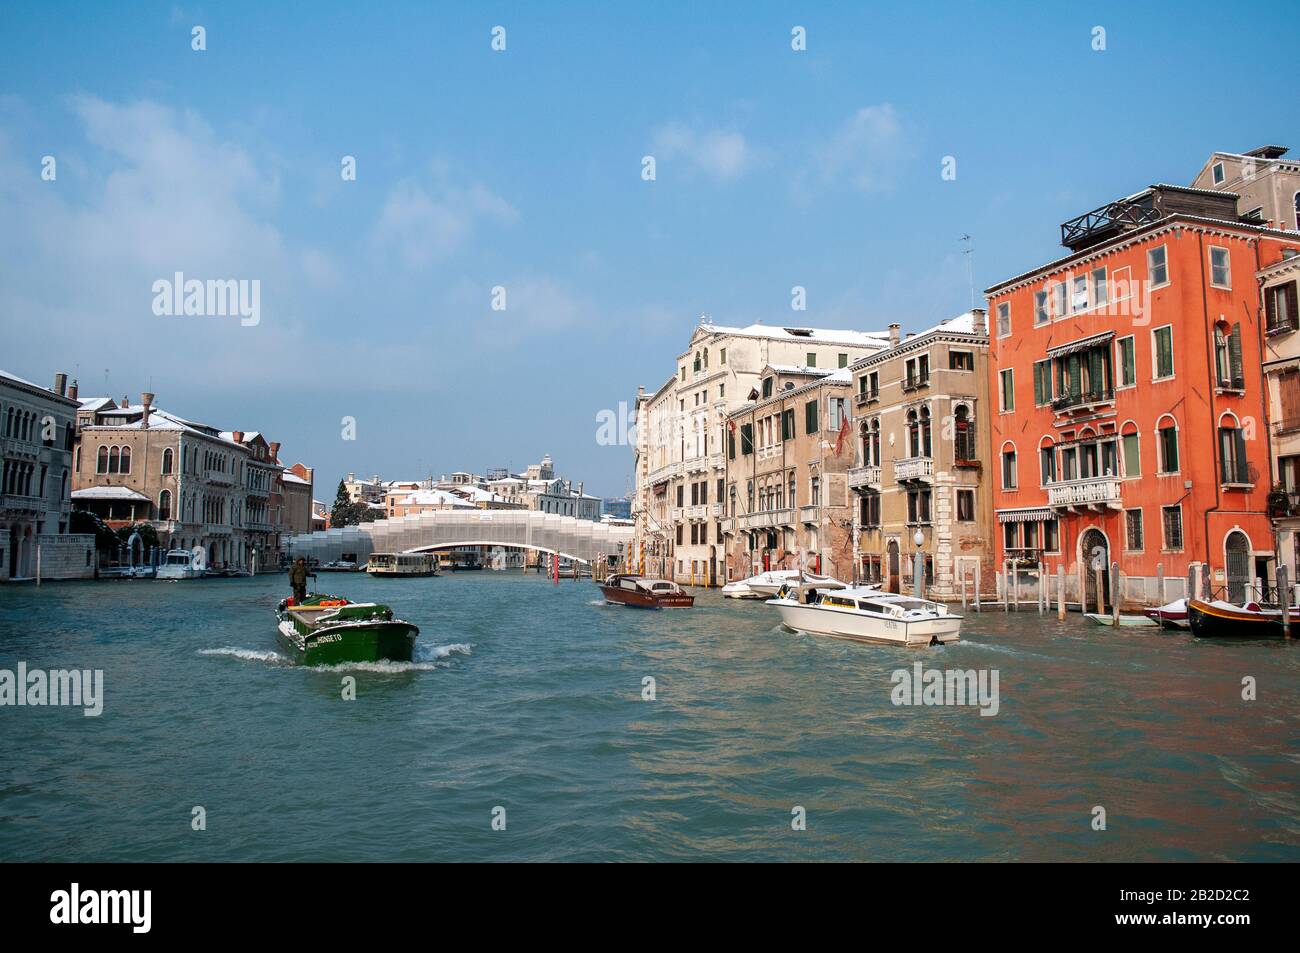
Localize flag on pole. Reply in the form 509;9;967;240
834;406;851;457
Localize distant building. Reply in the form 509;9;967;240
1;369;93;580
282;463;315;537
602;496;631;520
1189;145;1300;231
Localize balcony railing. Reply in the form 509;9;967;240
1060;200;1160;250
0;492;45;513
894;456;934;482
205;468;235;486
799;504;821;525
1266;317;1298;337
1051;388;1115;412
901;374;930;392
748;508;793;529
847;465;882;490
854;389;879;407
1047;476;1123;509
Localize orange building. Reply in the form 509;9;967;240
986;184;1300;608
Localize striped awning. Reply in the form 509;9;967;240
1046;331;1114;359
997;507;1052;523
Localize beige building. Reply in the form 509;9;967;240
848;311;996;599
632;319;889;585
1190;145;1300;231
1262;248;1300;586
722;367;856;582
282;463;315;538
1;369;93;580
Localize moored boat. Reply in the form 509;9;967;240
319;559;359;572
1186;598;1298;638
745;569;848;599
275;593;419;664
156;548;205;580
1143;598;1190;629
768;585;960;646
365;552;439;577
599;574;694;608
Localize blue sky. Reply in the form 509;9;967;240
1;1;1296;499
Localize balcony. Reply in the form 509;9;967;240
721;517;735;534
799;504;821;525
0;493;45;514
847;464;882;490
748;508;793;529
1060;198;1160;251
1051;388;1115;414
686;504;708;520
1005;547;1043;567
670;507;684;522
894;456;934;482
1047;476;1123;511
1266;317;1297;338
205;468;235;487
854;389;879;407
900;374;930;393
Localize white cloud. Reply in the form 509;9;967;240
806;104;908;194
652;122;751;181
371;175;517;269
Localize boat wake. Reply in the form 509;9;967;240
199;642;472;673
198;646;291;665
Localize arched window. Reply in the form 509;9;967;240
954;405;975;462
906;409;920;457
1038;436;1057;485
1294;190;1299;231
1156;415;1180;474
159;489;172;521
920;406;932;457
97;445;108;473
119;445;131;474
162;448;173;475
107;446;120;474
1218;412;1248;484
1001;442;1018;490
1119;420;1141;478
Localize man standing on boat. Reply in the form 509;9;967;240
289;557;309;603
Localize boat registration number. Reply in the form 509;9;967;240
311;633;343;645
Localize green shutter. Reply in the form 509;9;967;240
1228;325;1243;387
805;400;819;434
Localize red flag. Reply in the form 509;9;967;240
834;406;851;457
727;418;736;434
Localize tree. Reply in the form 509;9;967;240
331;479;355;528
351;502;379;523
71;509;119;553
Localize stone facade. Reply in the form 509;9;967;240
632;320;889;586
1;369;93;580
848;312;997;599
722;367;856;582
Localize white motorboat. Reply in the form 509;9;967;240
768;585;961;646
744;569;847;599
156;547;206;581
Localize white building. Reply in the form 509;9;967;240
631;319;891;585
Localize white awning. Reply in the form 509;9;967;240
997;507;1052;523
1046;331;1114;359
71;486;150;502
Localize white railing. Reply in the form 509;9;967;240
847;465;881;489
1047;476;1122;508
799;504;821;524
894;456;934;481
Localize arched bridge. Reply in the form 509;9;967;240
285;509;634;565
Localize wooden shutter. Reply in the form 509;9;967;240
1228;324;1243;386
1281;370;1300;428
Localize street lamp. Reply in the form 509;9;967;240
913;528;925;598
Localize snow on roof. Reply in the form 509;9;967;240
915;309;985;337
401;489;475;508
0;369;40;388
72;486;150;502
77;396;114;411
281;472;310;485
766;364;833;376
695;322;890;348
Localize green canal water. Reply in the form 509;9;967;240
1;572;1297;862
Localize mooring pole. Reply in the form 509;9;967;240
974;562;982;612
1279;566;1293;639
1111;561;1120;626
1057;563;1066;620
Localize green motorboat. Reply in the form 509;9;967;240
275;593;419;665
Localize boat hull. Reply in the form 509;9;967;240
599;584;694;608
721;582;758;599
366;569;438;578
1186;599;1296;639
277;619;419;664
772;601;960;646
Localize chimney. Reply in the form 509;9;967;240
888;323;901;346
54;373;67;397
68;379;78;401
971;308;988;335
232;430;244;444
269;441;281;463
141;392;154;429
